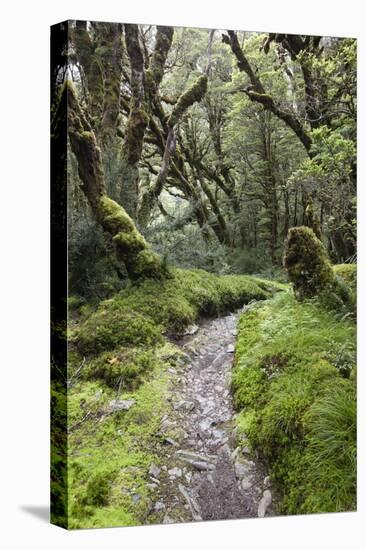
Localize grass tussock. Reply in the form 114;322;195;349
232;290;356;514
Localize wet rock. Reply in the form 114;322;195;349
191;461;215;471
163;437;178;446
159;418;176;433
174;400;195;412
178;484;202;521
149;463;161;478
264;476;271;488
211;350;227;368
168;467;182;478
235;459;251;478
108;399;135;412
185;324;199;335
176;450;216;463
154;502;165;512
241;478;253;490
231;447;240;461
163;514;175;524
185;472;192;483
258;489;272;517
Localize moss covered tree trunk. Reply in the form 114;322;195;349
138;74;208;224
72;21;105;124
65;82;167;280
98;23;123;142
120;25;174;218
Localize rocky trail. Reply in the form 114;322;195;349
148;305;275;524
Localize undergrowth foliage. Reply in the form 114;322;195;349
232;290;356;514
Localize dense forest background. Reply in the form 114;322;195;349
55;22;356;298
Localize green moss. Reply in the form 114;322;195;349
304;197;321;239
84;471;113;506
112;230;146;253
124;106;149;164
96;195;167;281
284;226;334;299
233;291;356;514
248;91;274;106
284;226;352;311
76;268;280;356
98;196;135;234
333;263;357;292
130;249;167;280
168;75;208;127
82;347;157;389
67;346;172;529
78;308;162;355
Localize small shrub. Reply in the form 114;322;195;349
82;348;157;389
84;471;113;507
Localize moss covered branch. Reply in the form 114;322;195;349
65;82;167;281
97;23;123;140
138;75;208;224
145;26;174;101
72;21;104;122
167;75;208;127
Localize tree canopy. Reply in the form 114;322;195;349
53;22;356;297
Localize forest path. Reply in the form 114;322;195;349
149;305;275;524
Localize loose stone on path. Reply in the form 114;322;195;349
150;308;274;523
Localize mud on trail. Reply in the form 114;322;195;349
148;305;275;524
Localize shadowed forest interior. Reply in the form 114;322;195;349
51;21;357;529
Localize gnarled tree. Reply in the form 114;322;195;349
64;81;167;281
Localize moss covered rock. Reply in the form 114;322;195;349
76;269;282;356
284;226;333;299
333;263;357;292
284;226;352;310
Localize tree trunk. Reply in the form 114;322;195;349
64;82;167;281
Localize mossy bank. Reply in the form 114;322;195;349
65;268;282;528
232;266;356;515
